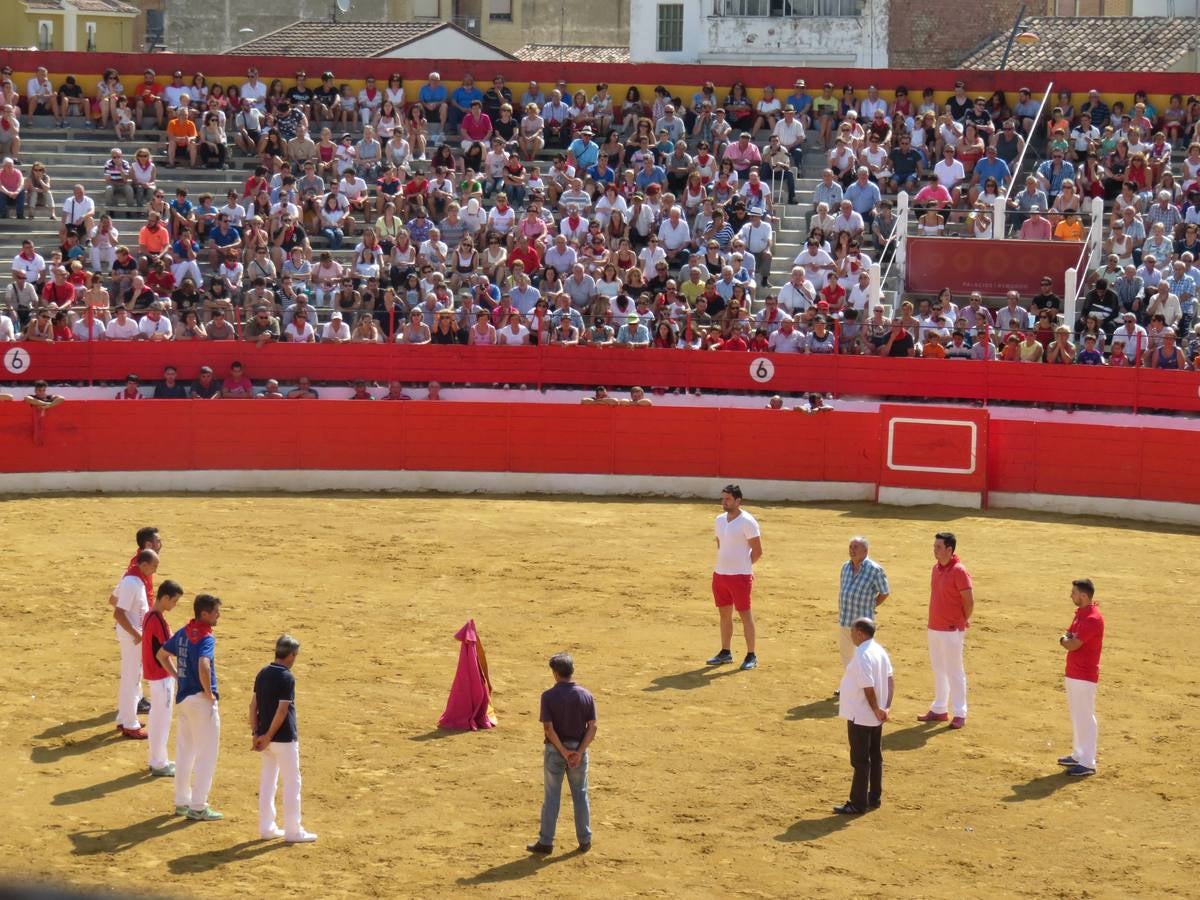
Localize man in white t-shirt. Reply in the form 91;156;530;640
708;484;763;671
933;146;967;206
834;617;893;814
114;549;158;739
105;305;141;340
321;310;351;343
241;67;268;112
768;317;803;352
777;266;816;314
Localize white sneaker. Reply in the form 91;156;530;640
260;826;285;839
285;830;318;843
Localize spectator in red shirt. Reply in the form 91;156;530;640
41;266;75;311
1057;578;1104;776
221;360;254;399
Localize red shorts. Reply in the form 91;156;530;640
712;572;753;612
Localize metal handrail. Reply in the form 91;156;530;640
1000;80;1055;210
878;208;903;287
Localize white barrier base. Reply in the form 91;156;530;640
988;491;1200;528
0;469;876;503
877;487;982;510
2;471;1197;527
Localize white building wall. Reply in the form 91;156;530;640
630;0;888;67
1132;0;1200;14
630;0;704;63
380;30;511;59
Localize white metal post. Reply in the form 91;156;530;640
867;262;882;316
1063;266;1078;329
992;194;1006;239
1087;196;1104;269
896;190;909;274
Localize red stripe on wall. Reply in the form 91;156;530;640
3;49;1198;97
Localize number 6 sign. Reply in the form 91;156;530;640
3;346;30;375
749;356;775;384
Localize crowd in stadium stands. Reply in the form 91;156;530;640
2;61;1200;371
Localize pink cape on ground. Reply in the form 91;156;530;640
437;619;497;731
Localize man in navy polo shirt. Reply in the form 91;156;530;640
252;634;317;842
158;593;223;821
527;653;597;855
206;214;241;268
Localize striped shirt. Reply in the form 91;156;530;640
838;558;891;627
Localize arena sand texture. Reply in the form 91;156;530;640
1;495;1197;899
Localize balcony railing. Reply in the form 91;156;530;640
713;0;861;16
451;14;480;34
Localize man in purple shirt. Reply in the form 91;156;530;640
527;653;597;855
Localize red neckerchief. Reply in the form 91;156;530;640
126;553;154;602
184;618;212;642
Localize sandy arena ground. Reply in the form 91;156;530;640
1;495;1197;899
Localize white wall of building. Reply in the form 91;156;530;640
1132;0;1200;15
630;0;888;67
629;0;704;64
381;29;511;59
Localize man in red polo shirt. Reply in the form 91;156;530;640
918;531;974;729
1057;578;1104;777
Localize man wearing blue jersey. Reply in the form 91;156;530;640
158;594;223;821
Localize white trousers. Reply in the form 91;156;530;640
116;633;144;729
837;626;855;667
927;629;968;717
259;741;304;837
91;245;116;272
170;260;202;289
175;694;221;811
1065;677;1098;769
147;677;176;770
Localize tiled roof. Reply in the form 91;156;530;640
514;43;630;64
960;16;1199;72
227;20;512;58
23;0;138;12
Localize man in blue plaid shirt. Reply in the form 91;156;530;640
838;537;891;686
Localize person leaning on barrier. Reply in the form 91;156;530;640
581;386;618;406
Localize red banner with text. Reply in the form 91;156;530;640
905;237;1083;297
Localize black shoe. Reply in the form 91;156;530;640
833;802;865;815
526;842;553;854
868;799;881;810
739;654;758;670
578;842;591;853
706;651;734;665
137;698;151;714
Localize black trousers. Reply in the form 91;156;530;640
847;721;882;810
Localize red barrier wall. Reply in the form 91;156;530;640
3;401;1199;515
1;49;1197;100
0;401;882;482
6;344;1199;414
905;238;1083;297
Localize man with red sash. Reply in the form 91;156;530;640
109;527;162;722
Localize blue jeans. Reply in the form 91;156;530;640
321;226;344;250
0;190;24;218
538;742;590;846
